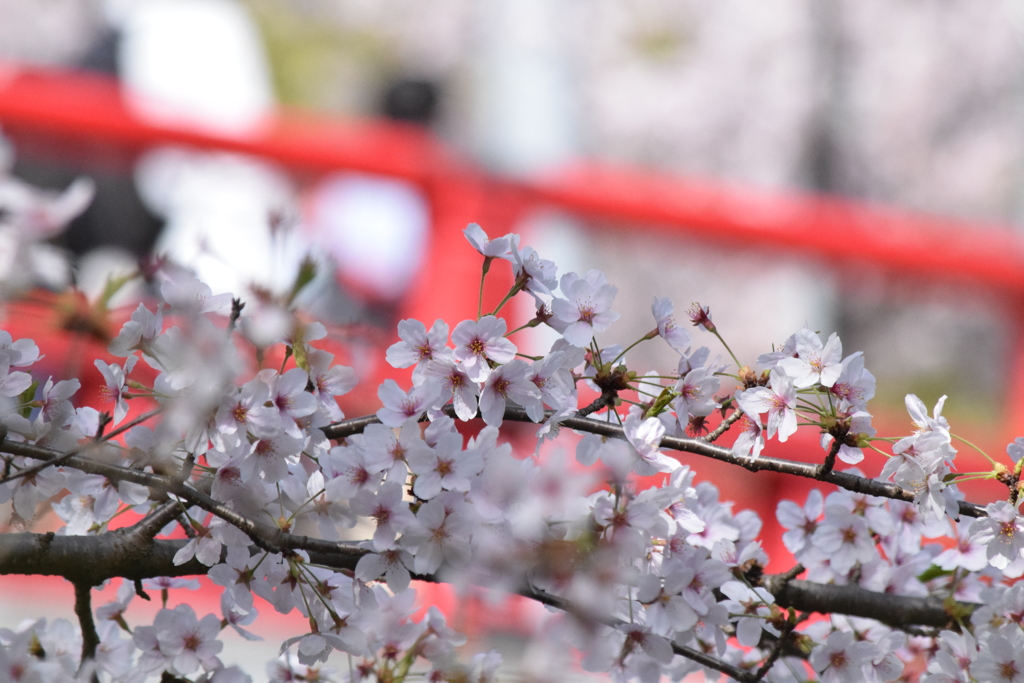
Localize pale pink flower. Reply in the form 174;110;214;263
109;303;163;357
777;328;843;388
268;368;318;437
971;500;1024;570
94;355;138;425
478;359;541;427
423;359;478;421
731;410;765;460
809;631;878;683
451;315;516;382
651;297;691;353
623;410;679;475
159;268;232;315
154;604;224;676
671;367;720;420
777;489;823;555
738;370;797;442
812;506;877;574
305;349;357;420
829;351;875;410
718;580;778;647
355;547;414;593
407;431;483;499
385;318;452;382
510;241;557;300
970;629;1024;683
463;223;513;260
906;393;951;438
376;379;441;427
350;482;418;551
0;331;40;366
551;270;620;348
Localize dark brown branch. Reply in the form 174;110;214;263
761;575;973;629
703;409;744;443
322;413;386;440
0;407;162;485
73;582;100;671
477;406;986;518
575;394;613;419
130;501;186;542
817;435;843;477
0;439;370;561
0;531;367;585
519;584;758;683
0;530;974;631
286;407;984;519
0;529;977;671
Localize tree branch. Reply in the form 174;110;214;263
0;530;975;633
760;574;972;629
322;406;986;518
0;407;162;486
73;581;100;676
0;439;368;562
703;408;745;443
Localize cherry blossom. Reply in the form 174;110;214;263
551;270;621;347
463;223;513;260
375;379;441;427
386;318;452;381
478;359;541;427
738;369;798;442
777;328;844;388
450;315;516;382
650;297;691;353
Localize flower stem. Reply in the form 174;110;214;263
712;329;741;369
611;335;652;365
477;256;493;320
951;433;997;467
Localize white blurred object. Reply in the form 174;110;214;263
115;0;274;134
469;0;579;176
112;0;310;300
75;246;143;308
306;173;430;301
137;148;300;297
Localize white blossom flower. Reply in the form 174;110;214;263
463;223;513;260
777;328;843;388
551;270;620;348
376;379;441;427
809;631;878;683
478;359;541;427
971;501;1024;570
623;410;679;475
386;318;452;382
350;482;418;551
651;297;691;353
738;370;797;442
450;315;516;383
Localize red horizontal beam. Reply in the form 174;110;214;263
0;63;450;181
2;63;1023;295
525;164;1024;295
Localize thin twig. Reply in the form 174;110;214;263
520;584;757;683
817;435;843;477
129;501;184;542
576;394;612;419
703;409;744;443
73;581;100;680
0;407;163;485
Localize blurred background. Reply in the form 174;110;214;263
2;0;1024;679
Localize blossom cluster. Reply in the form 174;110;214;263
2;188;1024;683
